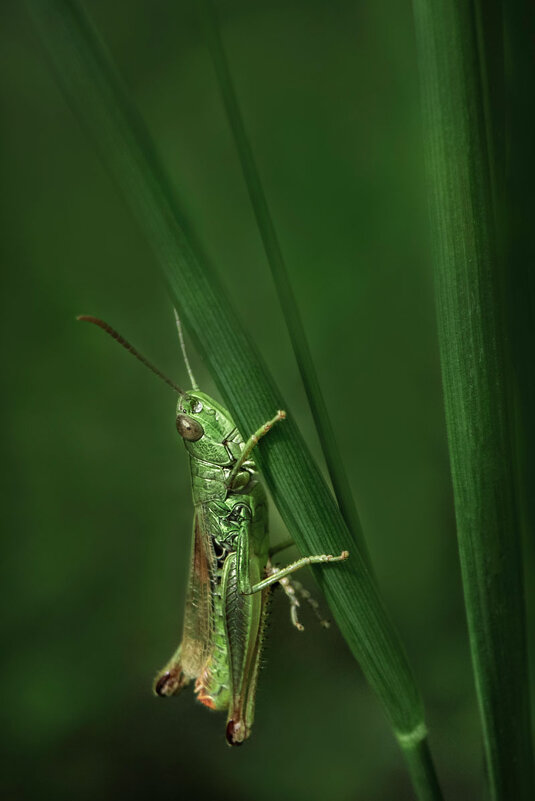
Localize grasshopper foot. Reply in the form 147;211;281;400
154;665;189;697
226;718;247;746
326;550;349;561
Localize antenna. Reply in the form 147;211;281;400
174;309;199;390
78;315;186;396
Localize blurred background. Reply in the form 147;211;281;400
2;1;530;799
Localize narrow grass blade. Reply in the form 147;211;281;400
27;1;442;795
412;1;534;797
504;3;535;553
197;0;370;568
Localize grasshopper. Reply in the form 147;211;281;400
79;313;348;745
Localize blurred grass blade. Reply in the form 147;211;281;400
412;1;534;797
197;0;370;569
504;4;535;558
27;1;442;795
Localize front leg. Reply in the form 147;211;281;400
227;410;286;489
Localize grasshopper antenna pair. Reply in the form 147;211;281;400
77;310;198;393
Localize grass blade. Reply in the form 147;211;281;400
27;1;443;795
412;1;534;797
197;0;370;568
504;3;535;556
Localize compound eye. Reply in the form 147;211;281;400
176;414;204;441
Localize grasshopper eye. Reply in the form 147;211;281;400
176;414;204;441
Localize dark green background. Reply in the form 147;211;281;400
2;1;531;799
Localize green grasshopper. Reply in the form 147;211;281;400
79;313;349;745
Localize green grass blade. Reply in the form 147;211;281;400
27;1;443;795
412;1;534;797
197;0;370;568
504;3;535;555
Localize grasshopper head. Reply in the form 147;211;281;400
176;391;237;451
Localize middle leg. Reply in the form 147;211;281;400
243;550;349;596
